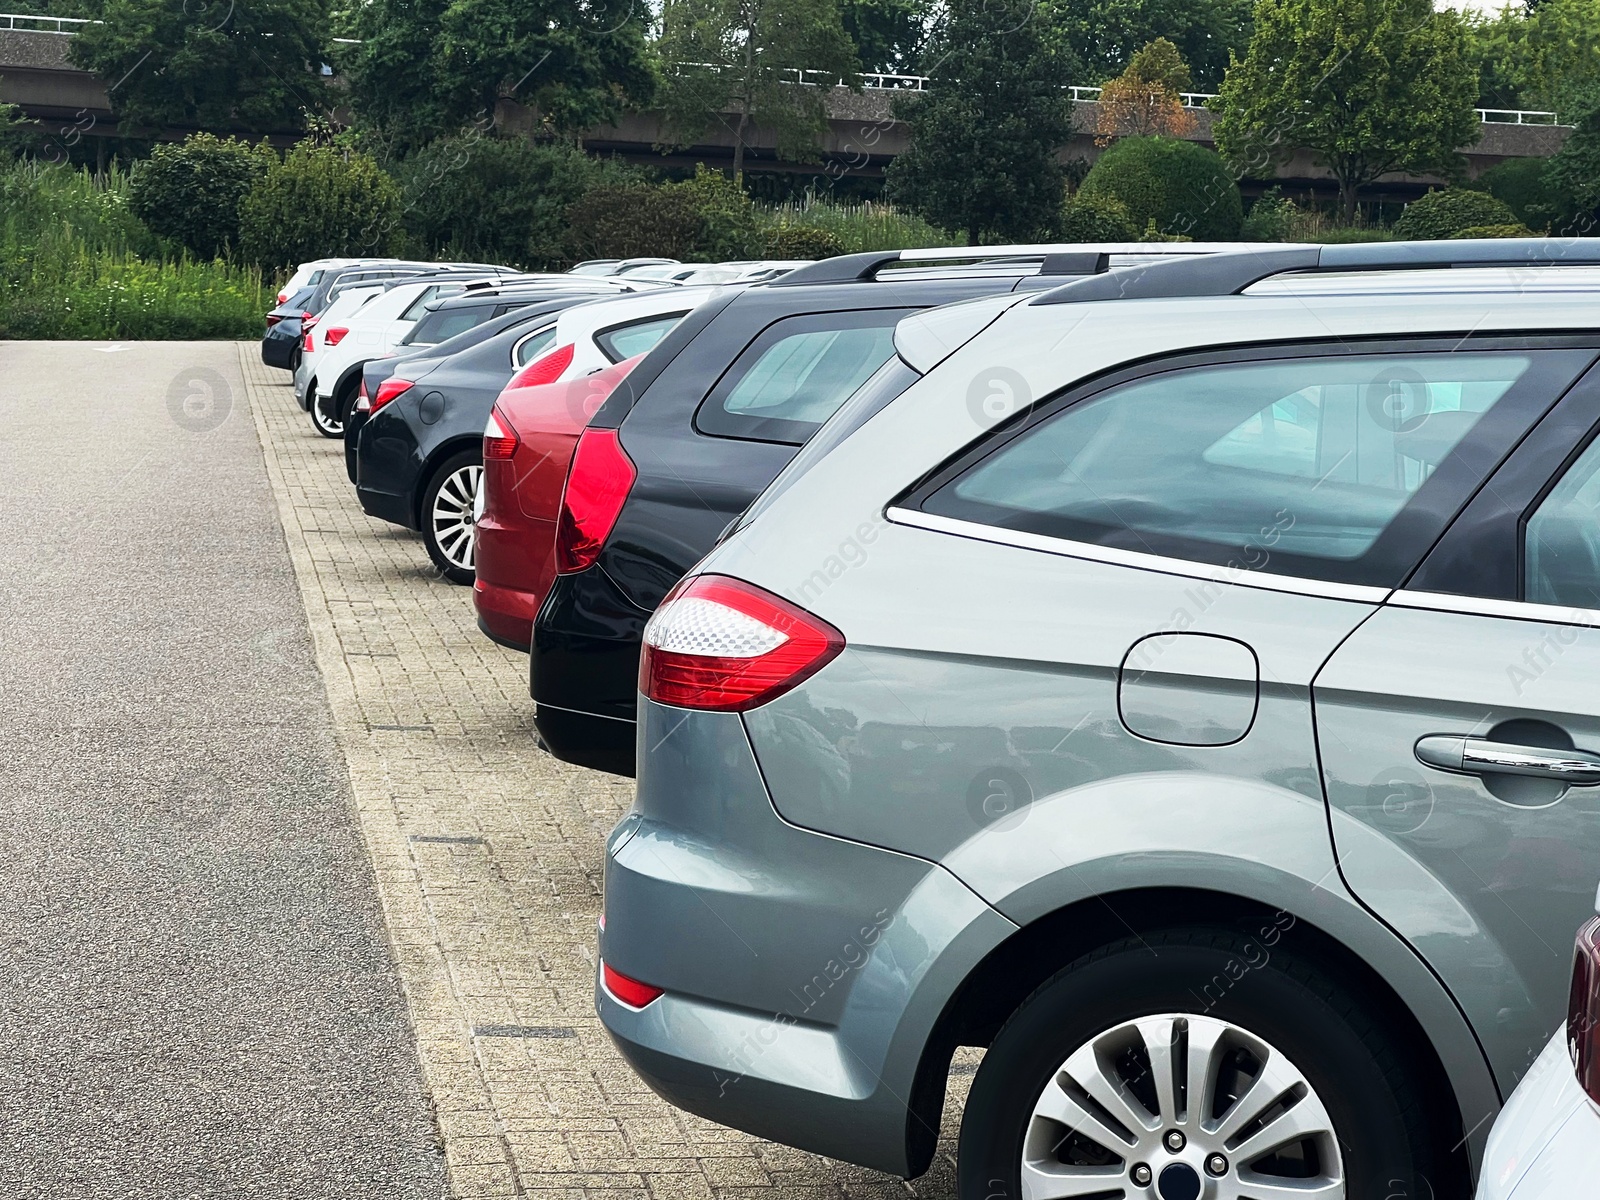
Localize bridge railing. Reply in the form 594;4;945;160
0;11;100;33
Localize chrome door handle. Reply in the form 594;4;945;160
1415;735;1600;785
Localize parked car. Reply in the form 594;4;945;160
352;287;701;582
595;241;1600;1198
293;280;391;415
261;260;453;371
530;243;1256;775
1477;886;1600;1199
473;354;646;649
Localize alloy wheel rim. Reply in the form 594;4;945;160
1020;1013;1345;1200
313;397;343;435
431;464;481;572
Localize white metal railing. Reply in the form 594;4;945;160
1477;107;1560;124
0;11;101;32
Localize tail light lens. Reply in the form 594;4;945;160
601;961;663;1009
302;330;314;352
370;377;414;413
554;428;635;574
324;326;349;347
640;575;844;712
276;290;288;305
507;342;574;390
354;379;370;414
265;313;282;327
484;407;518;460
1570;914;1600;1103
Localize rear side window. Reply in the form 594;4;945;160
595;313;686;362
918;350;1565;588
697;309;914;444
513;325;557;367
401;285;464;320
1526;433;1600;609
411;308;488;345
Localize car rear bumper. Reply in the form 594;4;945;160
597;701;1015;1178
356;484;413;529
530;567;645;775
472;512;555;652
1476;1030;1600;1199
473;578;537;651
261;327;298;369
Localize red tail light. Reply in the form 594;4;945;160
302;330;314;352
265;313;282;327
602;961;663;1009
484;407;518;460
370;377;414;413
640;575;844;712
324;326;349;347
1570;914;1600;1104
507;342;574;390
354;379;370;413
554;428;635;574
276;290;288;305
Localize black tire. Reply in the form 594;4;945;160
958;927;1447;1200
288;346;301;375
310;388;344;438
420;450;481;586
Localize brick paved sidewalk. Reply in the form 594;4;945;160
239;348;972;1200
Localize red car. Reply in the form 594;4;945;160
474;354;644;650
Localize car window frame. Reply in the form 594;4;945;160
510;321;559;368
692;307;919;446
594;310;691;364
899;334;1600;592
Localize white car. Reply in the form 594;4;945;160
293;282;386;411
506;285;735;389
1476;888;1600;1199
275;257;388;306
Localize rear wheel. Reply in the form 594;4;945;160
957;928;1444;1200
310;389;344;438
422;451;481;585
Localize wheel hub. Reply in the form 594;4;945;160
1019;1013;1345;1200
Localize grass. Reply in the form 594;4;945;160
0;160;271;339
755;198;963;252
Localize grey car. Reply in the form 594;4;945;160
596;243;1600;1200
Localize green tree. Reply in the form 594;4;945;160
1041;0;1253;90
840;0;926;74
1545;86;1600;231
342;0;653;148
127;133;273;259
1465;0;1600;116
238;143;401;269
657;0;861;179
1213;0;1479;223
885;0;1078;244
65;0;327;133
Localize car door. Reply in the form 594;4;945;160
1312;347;1600;1095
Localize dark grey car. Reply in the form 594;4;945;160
598;243;1600;1200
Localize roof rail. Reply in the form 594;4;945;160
1031;238;1600;305
766;243;1247;287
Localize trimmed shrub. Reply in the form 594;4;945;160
238;144;402;270
1077;136;1243;240
1392;189;1519;241
394;137;614;269
1452;223;1533;238
678;165;760;260
1059;191;1138;241
1241;187;1298;242
127;133;274;260
763;223;845;258
564;182;704;261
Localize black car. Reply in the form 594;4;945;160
528;246;1216;776
351;292;610;583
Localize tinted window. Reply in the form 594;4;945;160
595;313;685;362
697;309;913;444
922;352;1544;588
410;308;489;345
1526;433;1600;609
401;284;464;320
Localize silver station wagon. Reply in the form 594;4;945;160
596;243;1600;1200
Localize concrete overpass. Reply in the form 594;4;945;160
1;13;1572;203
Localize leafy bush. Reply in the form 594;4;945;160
1452;223;1534;238
1241;187;1299;242
1474;157;1574;233
1059;192;1139;241
564;182;705;261
1392;189;1520;240
128;133;274;261
238;143;402;270
1078;136;1242;240
1311;227;1395;243
395;137;617;268
678;165;760;260
762;223;845;258
0;160;157;256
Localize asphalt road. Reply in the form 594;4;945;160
0;343;445;1198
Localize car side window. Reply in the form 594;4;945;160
512;327;556;367
1526;434;1600;609
401;285;463;321
696;309;914;444
595;314;686;362
919;351;1550;589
